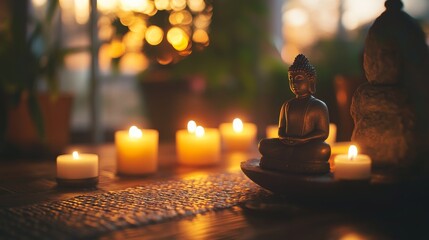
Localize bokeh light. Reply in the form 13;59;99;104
187;0;205;12
283;8;308;27
154;0;170;10
193;13;211;29
192;29;209;45
123;32;144;51
171;0;187;11
58;0;211;73
120;0;150;12
342;0;384;30
145;25;164;45
97;0;118;13
129;17;147;33
167;27;189;51
74;0;90;24
32;0;47;7
98;16;114;40
119;52;149;75
143;2;158;16
59;0;73;9
108;39;126;58
119;12;136;26
157;54;174;65
169;10;193;25
178;49;192;56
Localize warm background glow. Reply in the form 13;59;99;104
28;0;427;143
146;25;164;45
35;0;212;77
281;0;429;64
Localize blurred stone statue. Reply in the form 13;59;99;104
259;54;331;174
351;0;429;170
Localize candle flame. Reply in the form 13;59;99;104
129;126;143;138
195;126;205;137
348;145;358;160
187;120;197;133
72;151;79;159
232;118;243;133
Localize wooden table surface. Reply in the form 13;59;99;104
0;143;428;239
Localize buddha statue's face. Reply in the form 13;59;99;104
289;71;310;97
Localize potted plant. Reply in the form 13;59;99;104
0;0;74;158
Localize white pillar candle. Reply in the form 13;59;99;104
115;126;159;175
219;118;257;151
176;121;221;166
57;151;99;180
334;145;371;180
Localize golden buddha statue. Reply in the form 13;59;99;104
259;54;331;174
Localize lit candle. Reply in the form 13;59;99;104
331;141;352;156
328;141;353;172
176;121;221;166
115;126;159;175
325;123;337;145
266;124;278;138
334;145;371;180
56;151;99;187
219;118;257;151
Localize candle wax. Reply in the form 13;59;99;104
219;123;257;151
57;153;99;179
334;154;371;180
115;129;159;175
176;128;221;166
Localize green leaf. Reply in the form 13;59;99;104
46;0;59;23
27;22;42;48
27;94;45;141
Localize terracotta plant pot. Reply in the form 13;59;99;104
5;92;73;157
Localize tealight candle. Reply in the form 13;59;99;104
176;121;221;166
327;141;353;172
219;118;257;151
266;124;278;138
334;145;371;180
115;126;159;175
56;151;99;187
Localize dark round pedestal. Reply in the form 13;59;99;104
241;159;429;207
56;177;99;188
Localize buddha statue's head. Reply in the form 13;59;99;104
288;54;316;97
364;0;428;85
